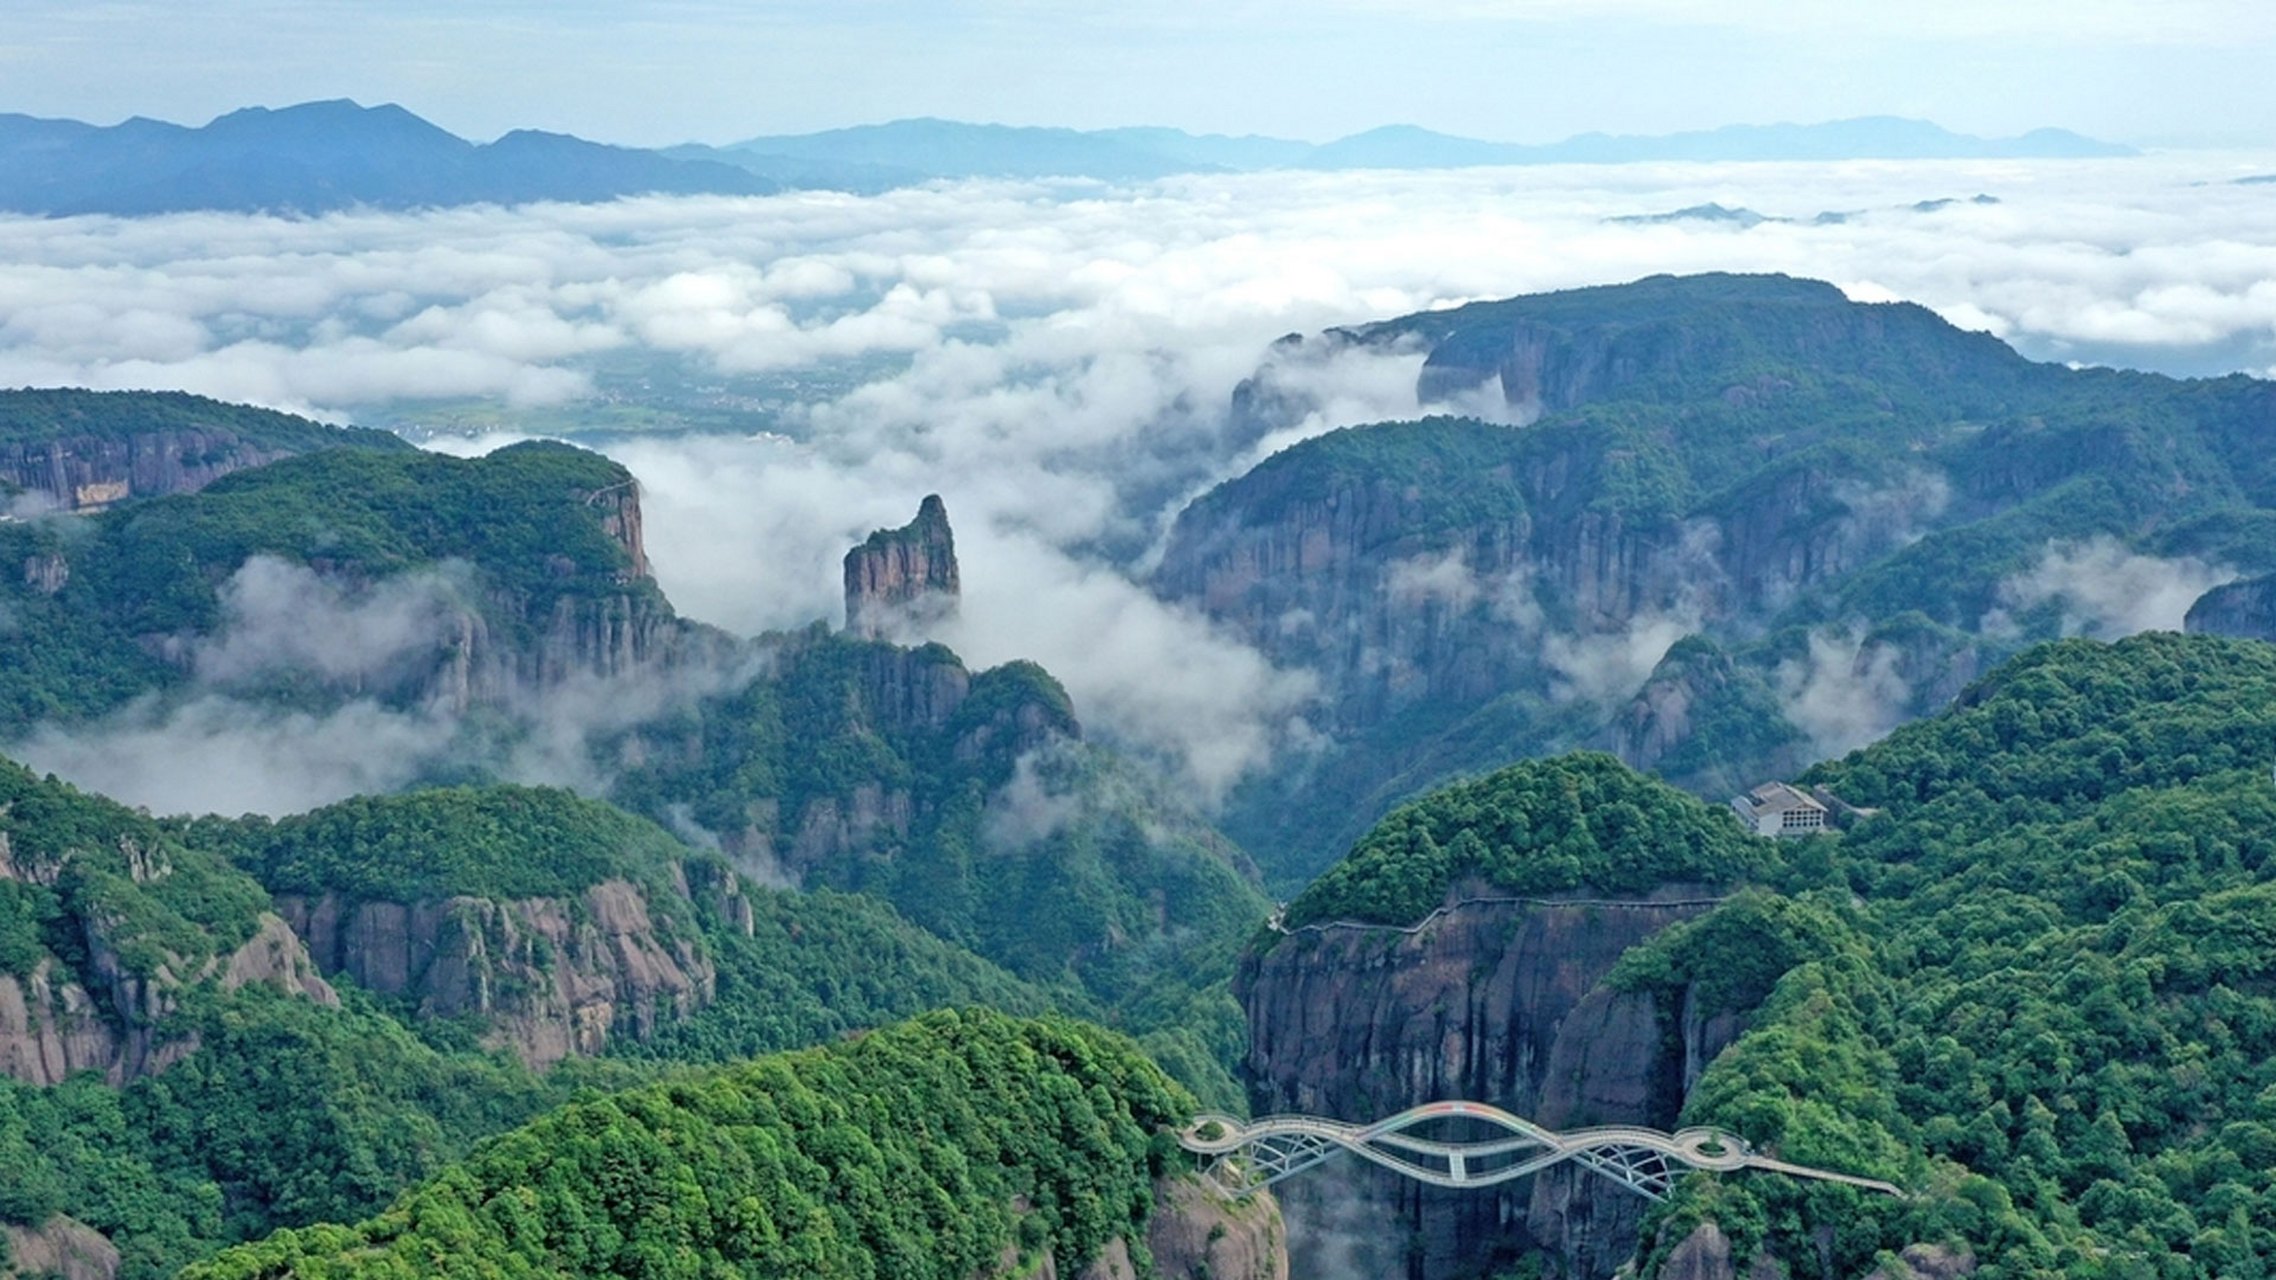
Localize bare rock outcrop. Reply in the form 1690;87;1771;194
845;494;960;640
2186;573;2276;643
2;1216;121;1280
1238;888;1735;1280
275;878;713;1069
986;1178;1287;1280
0;428;299;513
1143;1175;1288;1280
0;902;333;1088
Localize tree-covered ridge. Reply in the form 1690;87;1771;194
189;784;692;903
1171;273;2276;888
0;756;269;983
1628;634;2276;1278
73;440;647;637
182;1009;1192;1280
2;758;1087;1278
0;437;660;737
1185;415;1528;537
1278;752;1770;931
613;628;1265;1006
0;387;410;453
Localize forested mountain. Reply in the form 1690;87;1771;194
0;762;1065;1276
182;1009;1203;1280
1170;272;2276;886
0;101;2131;216
1242;633;2276;1278
0;408;1267;1277
0;100;775;216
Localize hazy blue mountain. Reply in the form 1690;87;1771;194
0;101;2137;214
712;114;2130;183
719;117;1208;181
0;99;776;216
1527;116;2130;163
1091;125;1315;170
662;142;932;194
1297;123;1526;169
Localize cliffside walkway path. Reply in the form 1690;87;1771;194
1264;892;1734;938
1180;1101;1904;1202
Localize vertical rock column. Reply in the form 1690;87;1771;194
844;494;961;640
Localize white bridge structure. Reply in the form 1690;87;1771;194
1180;1101;1903;1202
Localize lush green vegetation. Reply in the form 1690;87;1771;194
1278;752;1771;929
0;756;269;982
71;440;647;639
1617;634;2276;1278
183;1009;1192;1280
612;630;1269;1015
187;784;692;902
0;438;654;737
0;388;409;454
0;756;1183;1278
1193;275;2276;889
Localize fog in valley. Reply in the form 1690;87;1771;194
8;153;2276;812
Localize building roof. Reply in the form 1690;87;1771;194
1740;781;1826;815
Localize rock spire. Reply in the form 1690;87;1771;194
844;494;961;640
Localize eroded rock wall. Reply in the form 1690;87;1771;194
1238;889;1735;1279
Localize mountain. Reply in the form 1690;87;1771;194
0;99;776;216
0;104;2134;214
1;388;411;513
183;1009;1283;1280
709;114;2131;183
716;116;1210;182
1239;633;2276;1278
1171;272;2276;886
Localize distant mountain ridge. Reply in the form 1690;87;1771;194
0;100;2134;215
0;99;780;215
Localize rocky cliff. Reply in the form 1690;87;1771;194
845;493;961;639
1;428;303;513
1163;273;2258;882
2185;572;2276;642
275;877;712;1069
0;899;336;1088
1238;888;1738;1279
2;1215;120;1280
1004;1177;1288;1280
0;388;410;512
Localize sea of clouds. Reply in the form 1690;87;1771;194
6;153;2275;811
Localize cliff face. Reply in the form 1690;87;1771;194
2;1215;121;1280
2185;573;2276;642
1000;1177;1288;1280
845;494;960;640
0;427;303;512
1237;889;1737;1280
274;877;714;1070
0;907;336;1087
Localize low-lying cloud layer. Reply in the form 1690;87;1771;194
1991;537;2237;638
9;154;2276;809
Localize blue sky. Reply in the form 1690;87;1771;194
5;0;2274;146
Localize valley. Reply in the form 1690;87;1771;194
6;234;2276;1278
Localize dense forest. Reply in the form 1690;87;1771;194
0;388;408;455
1176;274;2276;887
180;1010;1189;1280
0;767;1074;1278
1237;633;2276;1278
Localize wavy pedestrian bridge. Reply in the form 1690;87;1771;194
1179;1101;1904;1202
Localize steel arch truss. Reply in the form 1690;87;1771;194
1180;1101;1903;1203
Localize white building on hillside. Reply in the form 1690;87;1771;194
1731;781;1829;837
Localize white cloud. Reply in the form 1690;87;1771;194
1989;536;2237;638
8;154;2276;806
1776;629;1913;759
